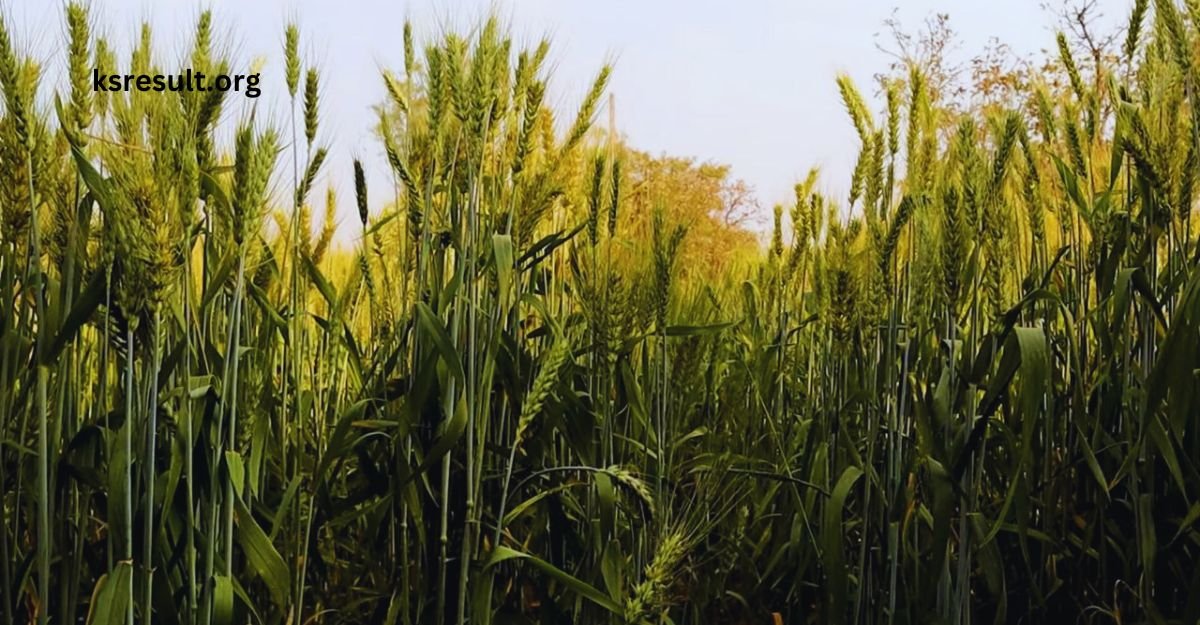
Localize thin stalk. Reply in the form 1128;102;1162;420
124;323;135;625
29;154;52;625
183;237;198;621
142;309;161;625
223;253;247;577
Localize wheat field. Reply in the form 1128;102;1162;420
1;2;1199;624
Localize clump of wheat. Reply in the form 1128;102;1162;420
285;23;300;97
514;338;571;446
232;121;280;245
304;68;320;147
624;528;689;624
607;465;656;518
65;3;92;142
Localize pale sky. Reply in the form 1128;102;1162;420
9;0;1128;237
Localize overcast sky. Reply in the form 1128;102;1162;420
9;0;1128;237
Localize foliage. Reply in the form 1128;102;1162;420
2;4;1200;625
